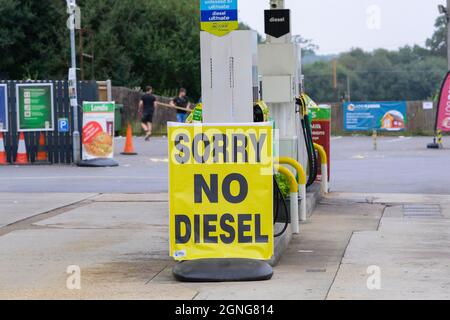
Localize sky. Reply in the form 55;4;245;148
239;0;446;54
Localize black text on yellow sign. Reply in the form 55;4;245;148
169;124;274;261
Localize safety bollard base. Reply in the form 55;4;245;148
77;158;119;168
427;143;440;149
173;259;273;283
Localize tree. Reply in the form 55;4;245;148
303;46;447;102
426;15;447;57
78;0;201;99
0;0;202;99
292;35;318;57
0;0;68;79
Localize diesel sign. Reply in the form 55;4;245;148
264;9;290;38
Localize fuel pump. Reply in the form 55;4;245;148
258;0;318;189
258;0;307;172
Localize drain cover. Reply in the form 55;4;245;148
403;204;442;218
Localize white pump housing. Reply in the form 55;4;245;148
200;30;259;124
258;0;307;168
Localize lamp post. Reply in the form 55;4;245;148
67;0;81;163
438;1;450;71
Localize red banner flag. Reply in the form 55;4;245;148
437;71;450;132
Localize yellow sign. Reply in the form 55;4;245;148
201;21;239;37
169;123;274;261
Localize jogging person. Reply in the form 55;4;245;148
139;85;156;141
170;88;191;123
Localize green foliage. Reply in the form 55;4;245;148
0;1;447;103
303;14;449;103
303;45;447;102
275;174;290;199
426;15;447;57
0;0;69;79
0;0;201;99
77;0;201;99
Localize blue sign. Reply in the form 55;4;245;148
58;118;70;133
200;0;238;11
0;84;8;132
201;10;238;22
200;0;238;37
343;101;407;131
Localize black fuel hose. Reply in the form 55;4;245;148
273;177;290;238
297;96;318;188
303;113;318;187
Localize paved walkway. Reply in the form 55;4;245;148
1;192;449;299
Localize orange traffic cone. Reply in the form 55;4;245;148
35;132;50;164
15;132;29;165
121;124;137;155
0;132;8;165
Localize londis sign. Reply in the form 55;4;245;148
168;123;274;261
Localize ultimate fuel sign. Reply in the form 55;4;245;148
200;0;238;37
169;123;274;261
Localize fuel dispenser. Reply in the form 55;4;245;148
170;0;323;283
258;0;310;182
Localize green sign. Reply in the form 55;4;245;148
16;83;54;132
309;105;331;122
83;102;115;113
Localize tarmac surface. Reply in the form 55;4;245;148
331;136;450;194
0;136;449;194
1;135;450;299
1;191;450;299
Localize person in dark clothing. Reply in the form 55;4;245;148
170;88;191;123
139;85;156;141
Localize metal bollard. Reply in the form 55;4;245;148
313;144;329;194
275;165;300;234
372;129;378;151
438;130;444;149
275;157;307;222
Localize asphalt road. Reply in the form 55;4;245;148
0;135;449;194
331;136;450;194
0;137;169;193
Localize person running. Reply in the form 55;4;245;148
170;88;191;123
139;85;156;141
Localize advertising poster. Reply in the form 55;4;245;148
310;104;331;181
16;83;54;132
343;101;407;131
200;0;238;37
0;84;7;132
82;102;115;161
436;71;450;132
168;123;274;261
